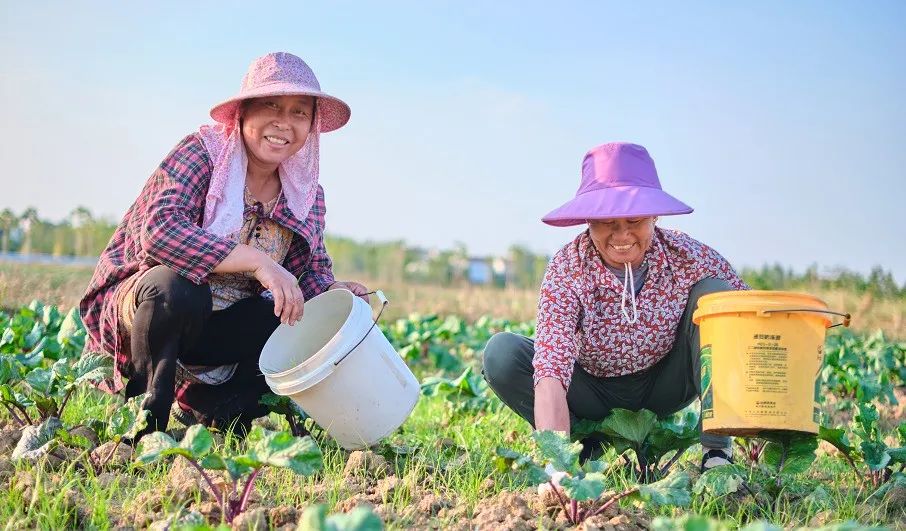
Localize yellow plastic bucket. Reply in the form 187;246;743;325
692;291;850;436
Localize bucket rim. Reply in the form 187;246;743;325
699;290;828;304
692;290;832;325
259;289;366;381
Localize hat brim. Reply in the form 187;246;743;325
542;186;693;227
209;83;351;133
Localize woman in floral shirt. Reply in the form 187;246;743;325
80;53;367;438
483;142;747;471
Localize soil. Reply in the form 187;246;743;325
343;450;391;479
90;441;134;468
230;507;268;530
0;426;23;455
166;456;233;504
69;425;101;450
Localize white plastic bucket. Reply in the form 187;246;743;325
259;289;419;449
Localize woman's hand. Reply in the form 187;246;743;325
533;379;571;499
538;462;570;499
534;377;571;433
254;260;305;325
328;280;370;302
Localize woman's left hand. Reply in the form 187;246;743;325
328;280;370;302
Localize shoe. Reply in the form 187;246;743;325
170;402;198;427
701;447;734;471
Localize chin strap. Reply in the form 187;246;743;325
620;262;640;324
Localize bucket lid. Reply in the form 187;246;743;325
692;290;832;326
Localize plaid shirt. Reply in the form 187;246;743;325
79;134;335;392
533;228;748;388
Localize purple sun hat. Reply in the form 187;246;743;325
209;52;351;133
542;142;693;227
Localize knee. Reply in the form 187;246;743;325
237;296;279;327
688;277;734;307
482;332;526;384
139;266;212;322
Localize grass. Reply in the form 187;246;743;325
0;262;539;324
2;373;904;529
0;388;530;529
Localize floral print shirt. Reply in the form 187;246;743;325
533;228;748;388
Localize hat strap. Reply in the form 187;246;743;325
620;262;640;324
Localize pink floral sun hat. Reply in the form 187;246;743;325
542;142;693;227
209;52;350;133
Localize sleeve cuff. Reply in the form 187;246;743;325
532;368;571;390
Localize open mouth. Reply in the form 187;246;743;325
609;243;636;252
264;135;290;146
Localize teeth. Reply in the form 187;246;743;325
265;136;289;145
611;244;633;251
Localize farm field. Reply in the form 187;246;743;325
0;302;906;530
0;290;904;530
1;263;904;339
3;1;903;529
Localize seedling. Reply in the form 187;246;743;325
572;408;700;482
496;430;691;525
137;424;323;523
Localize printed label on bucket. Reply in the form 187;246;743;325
700;345;713;419
741;334;790;420
745;333;788;395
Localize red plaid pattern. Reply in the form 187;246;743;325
79;134;335;392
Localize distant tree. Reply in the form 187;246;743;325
0;208;16;253
18;207;40;255
69;206;95;256
507;244;546;289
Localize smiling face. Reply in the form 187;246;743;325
240;95;316;170
587;217;656;268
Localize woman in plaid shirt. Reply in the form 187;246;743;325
482;142;748;474
79;53;367;437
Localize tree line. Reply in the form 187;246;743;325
1;207;904;298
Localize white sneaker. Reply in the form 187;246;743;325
701;447;734;471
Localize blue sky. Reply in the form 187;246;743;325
2;1;904;282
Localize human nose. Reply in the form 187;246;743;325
272;107;294;129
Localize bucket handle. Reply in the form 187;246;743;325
333;290;389;366
757;308;852;328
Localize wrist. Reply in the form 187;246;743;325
250;248;271;270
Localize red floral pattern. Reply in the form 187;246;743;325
533;228;748;388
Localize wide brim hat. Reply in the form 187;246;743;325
542;142;693;227
210;52;351;133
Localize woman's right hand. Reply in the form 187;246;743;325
538;462;570;498
534;377;571;433
253;259;305;325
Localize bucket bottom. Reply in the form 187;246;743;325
704;427;817;438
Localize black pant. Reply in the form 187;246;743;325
123;266;279;436
482;277;732;448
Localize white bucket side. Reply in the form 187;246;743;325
265;294;420;449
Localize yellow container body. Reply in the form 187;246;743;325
693;291;831;436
